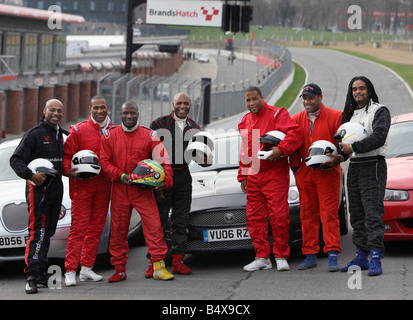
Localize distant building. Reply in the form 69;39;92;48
0;0;24;5
23;0;135;24
0;3;183;139
0;4;89;137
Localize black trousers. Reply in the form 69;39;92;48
25;179;63;279
347;157;387;253
157;169;192;255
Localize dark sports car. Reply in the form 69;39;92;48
183;131;348;253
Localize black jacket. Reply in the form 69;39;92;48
150;113;201;170
10;117;65;181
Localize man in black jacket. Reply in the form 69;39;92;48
149;92;201;276
10;99;65;293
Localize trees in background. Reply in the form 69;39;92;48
250;0;413;36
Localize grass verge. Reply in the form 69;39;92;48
332;49;413;92
273;62;306;109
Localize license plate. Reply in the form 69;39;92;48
203;228;250;242
0;235;29;248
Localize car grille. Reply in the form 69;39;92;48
189;209;247;228
187;239;253;252
1;202;28;232
400;219;413;229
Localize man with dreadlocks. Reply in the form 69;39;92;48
338;76;391;276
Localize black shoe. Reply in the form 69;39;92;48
25;276;38;294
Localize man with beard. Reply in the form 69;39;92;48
339;76;390;276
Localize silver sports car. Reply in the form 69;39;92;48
0;138;141;262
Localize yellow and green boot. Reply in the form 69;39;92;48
153;260;175;281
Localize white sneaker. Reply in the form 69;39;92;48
276;258;290;271
79;266;103;282
243;257;272;271
64;271;77;287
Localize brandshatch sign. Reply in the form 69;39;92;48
145;0;223;27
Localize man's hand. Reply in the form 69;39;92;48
320;153;342;169
121;173;132;185
267;146;283;161
65;168;79;179
340;143;353;155
240;180;247;194
154;182;166;202
31;173;46;186
155;182;166;192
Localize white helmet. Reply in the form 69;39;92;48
27;158;59;186
333;122;367;144
190;131;214;151
185;132;214;165
71;150;101;179
257;130;286;160
305;140;338;169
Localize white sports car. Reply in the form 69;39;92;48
0;138;142;262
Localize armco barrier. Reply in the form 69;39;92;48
99;40;292;128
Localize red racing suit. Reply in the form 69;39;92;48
238;102;303;259
290;104;343;255
63;116;115;271
100;125;173;266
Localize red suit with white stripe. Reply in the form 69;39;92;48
100;125;173;266
63;117;115;271
238;101;303;259
290;104;343;255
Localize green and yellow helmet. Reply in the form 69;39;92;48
130;159;165;188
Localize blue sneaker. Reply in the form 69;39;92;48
340;248;369;272
298;254;317;270
328;250;340;272
368;250;383;276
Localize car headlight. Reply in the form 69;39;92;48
384;189;409;201
288;186;299;204
59;204;66;220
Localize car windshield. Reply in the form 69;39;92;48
0;145;20;181
189;134;241;173
386;121;413;158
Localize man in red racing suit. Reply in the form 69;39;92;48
63;96;115;285
238;86;303;272
100;101;174;281
290;83;343;272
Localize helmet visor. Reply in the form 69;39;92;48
333;129;345;141
258;135;282;146
74;156;100;165
35;166;58;177
308;146;335;157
